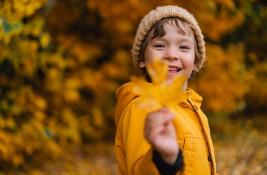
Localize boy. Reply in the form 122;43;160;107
115;5;217;175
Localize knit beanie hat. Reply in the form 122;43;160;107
131;5;206;72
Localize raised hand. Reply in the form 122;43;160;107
144;107;179;164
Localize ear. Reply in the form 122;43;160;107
138;61;146;68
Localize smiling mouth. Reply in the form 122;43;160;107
168;65;181;73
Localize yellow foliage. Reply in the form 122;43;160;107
61;108;81;143
34;96;47;111
192;44;247;112
101;50;131;80
64;89;80;102
40;32;51;48
34;111;46;122
1;0;47;21
91;108;104;127
205;11;244;40
46;68;62;92
215;0;235;9
5;117;16;129
245;61;267;111
57;36;102;63
12;154;24;166
0;0;266;173
46;141;62;158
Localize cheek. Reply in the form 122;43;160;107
182;56;195;76
184;53;195;67
144;48;160;63
186;58;195;67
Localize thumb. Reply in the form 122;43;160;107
162;112;174;125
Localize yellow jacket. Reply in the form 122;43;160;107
115;82;217;175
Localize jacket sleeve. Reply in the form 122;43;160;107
153;149;183;175
115;98;160;175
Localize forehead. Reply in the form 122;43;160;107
153;23;194;43
147;18;195;41
166;20;194;36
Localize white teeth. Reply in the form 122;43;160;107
168;65;181;72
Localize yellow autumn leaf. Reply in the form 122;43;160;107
147;59;168;85
132;59;187;109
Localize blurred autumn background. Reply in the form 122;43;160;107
0;0;267;174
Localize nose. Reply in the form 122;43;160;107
164;46;178;61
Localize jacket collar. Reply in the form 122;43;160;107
183;88;203;109
115;82;203;125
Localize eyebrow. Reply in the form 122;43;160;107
177;37;194;44
152;37;193;44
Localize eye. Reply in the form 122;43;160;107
179;45;191;51
153;43;165;49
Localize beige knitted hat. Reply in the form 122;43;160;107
131;5;206;72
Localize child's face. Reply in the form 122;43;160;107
144;23;196;85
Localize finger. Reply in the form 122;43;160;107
160;107;169;113
144;118;165;136
147;113;174;131
148;109;174;123
145;115;175;140
144;125;165;142
146;112;160;127
161;108;175;118
158;112;174;125
144;113;169;138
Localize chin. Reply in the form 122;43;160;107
167;72;181;79
166;75;177;84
